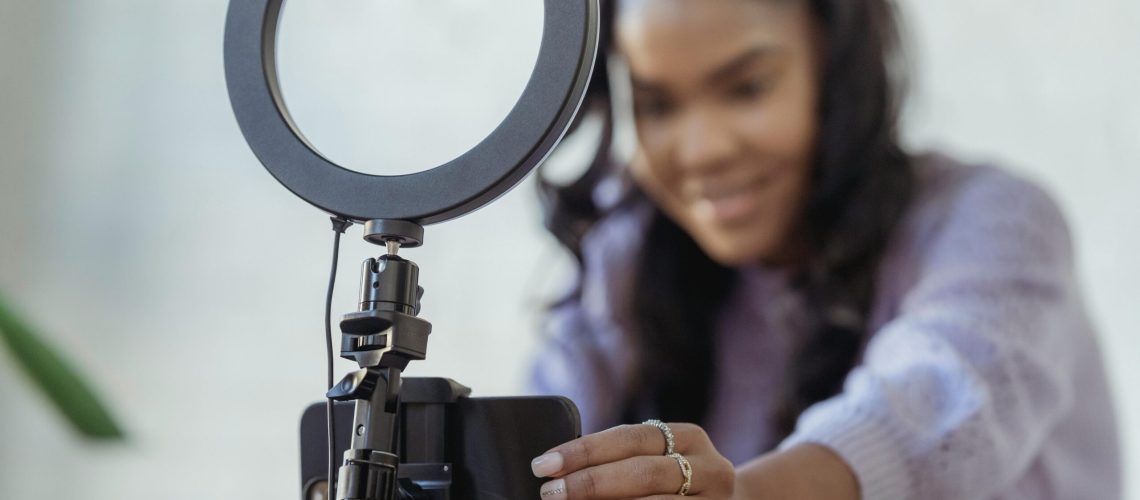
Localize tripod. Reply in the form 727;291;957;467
325;220;435;500
312;220;580;500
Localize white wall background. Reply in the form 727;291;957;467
0;1;1135;498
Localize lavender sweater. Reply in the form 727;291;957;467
529;154;1120;499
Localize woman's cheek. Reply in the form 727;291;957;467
631;126;684;202
630;155;675;217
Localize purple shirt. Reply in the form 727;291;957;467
529;153;1120;500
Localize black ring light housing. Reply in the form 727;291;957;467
224;0;600;226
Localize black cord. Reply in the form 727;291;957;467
326;217;352;497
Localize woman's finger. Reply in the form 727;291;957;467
538;454;710;500
533;423;709;478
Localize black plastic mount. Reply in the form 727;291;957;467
223;0;600;225
363;220;424;248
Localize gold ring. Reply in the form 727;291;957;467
668;452;693;496
642;419;676;455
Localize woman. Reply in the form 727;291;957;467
529;0;1120;499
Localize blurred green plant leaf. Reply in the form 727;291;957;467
0;294;125;440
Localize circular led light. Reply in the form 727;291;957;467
224;0;600;224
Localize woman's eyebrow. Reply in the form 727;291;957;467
628;45;785;94
703;46;784;85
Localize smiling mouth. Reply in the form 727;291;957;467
691;175;774;224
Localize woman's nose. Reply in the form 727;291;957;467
673;108;739;174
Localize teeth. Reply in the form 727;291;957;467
706;185;752;200
684;174;773;204
701;177;769;200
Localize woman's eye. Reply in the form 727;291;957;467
634;96;675;118
728;79;769;101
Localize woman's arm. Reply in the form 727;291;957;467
733;444;859;500
775;170;1084;499
529;205;652;433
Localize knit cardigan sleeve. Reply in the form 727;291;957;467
780;169;1081;499
527;204;649;434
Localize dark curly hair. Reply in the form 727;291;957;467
540;0;915;442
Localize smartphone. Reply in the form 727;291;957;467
300;378;580;500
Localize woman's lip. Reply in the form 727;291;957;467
692;179;769;223
688;174;773;200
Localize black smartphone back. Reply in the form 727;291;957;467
300;379;580;500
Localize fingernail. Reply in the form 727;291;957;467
531;452;563;477
539;478;566;499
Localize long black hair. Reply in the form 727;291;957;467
540;0;915;441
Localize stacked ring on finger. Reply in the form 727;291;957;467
642;419;676;455
668;452;694;496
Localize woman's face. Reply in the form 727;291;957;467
617;0;821;266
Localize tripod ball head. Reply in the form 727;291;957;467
359;256;423;317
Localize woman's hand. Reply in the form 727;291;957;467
530;422;737;499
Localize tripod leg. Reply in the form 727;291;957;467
332;368;403;500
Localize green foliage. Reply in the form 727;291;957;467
0;294;125;440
